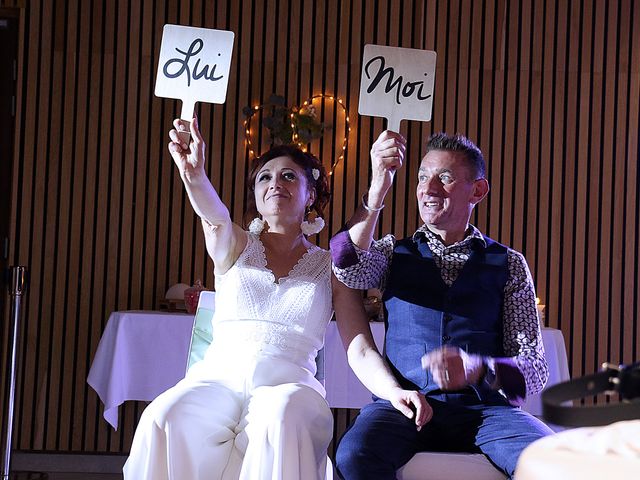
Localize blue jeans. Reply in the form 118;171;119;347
335;395;553;480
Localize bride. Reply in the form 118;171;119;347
124;116;333;479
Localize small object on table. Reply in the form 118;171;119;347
161;282;190;311
535;297;546;325
184;280;206;314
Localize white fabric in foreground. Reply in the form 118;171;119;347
515;420;640;479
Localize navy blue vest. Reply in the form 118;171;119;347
383;233;509;398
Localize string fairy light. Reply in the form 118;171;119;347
293;94;350;176
243;93;350;176
243;104;266;159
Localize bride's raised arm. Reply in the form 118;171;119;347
168;116;247;273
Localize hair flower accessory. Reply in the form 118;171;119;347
311;168;320;181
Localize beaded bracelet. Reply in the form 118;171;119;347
362;194;385;212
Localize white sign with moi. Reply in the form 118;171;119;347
359;44;437;131
155;24;235;124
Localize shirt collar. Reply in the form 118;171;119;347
412;224;487;249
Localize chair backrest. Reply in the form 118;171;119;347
185;290;324;382
186;291;215;373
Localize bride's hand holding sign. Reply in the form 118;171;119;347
168;116;207;186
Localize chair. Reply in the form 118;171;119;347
397;452;506;480
185;291;216;372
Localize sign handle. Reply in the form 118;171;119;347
178;98;196;144
386;116;401;133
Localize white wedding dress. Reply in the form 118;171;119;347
124;232;334;480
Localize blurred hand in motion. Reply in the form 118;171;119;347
422;346;486;391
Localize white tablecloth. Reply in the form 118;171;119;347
87;312;364;429
87;311;194;429
87;312;569;429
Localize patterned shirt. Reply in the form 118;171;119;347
331;224;549;398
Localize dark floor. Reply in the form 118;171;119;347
10;452;127;480
11;473;122;480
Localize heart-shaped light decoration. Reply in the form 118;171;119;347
243;93;350;176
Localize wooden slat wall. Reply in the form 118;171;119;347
0;0;638;454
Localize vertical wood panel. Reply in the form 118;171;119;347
54;0;77;451
612;0;630;369
1;0;639;454
625;0;639;366
561;0;579;381
584;0;604;380
570;0;589;368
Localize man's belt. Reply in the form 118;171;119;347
542;362;640;427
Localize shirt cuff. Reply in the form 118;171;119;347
330;229;359;269
493;358;527;405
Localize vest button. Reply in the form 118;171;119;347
442;335;451;342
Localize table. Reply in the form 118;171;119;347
87;311;194;429
88;313;569;429
87;312;361;428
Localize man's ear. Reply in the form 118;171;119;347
470;178;489;205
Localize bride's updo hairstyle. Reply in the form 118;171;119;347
245;145;330;228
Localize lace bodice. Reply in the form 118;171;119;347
208;232;333;364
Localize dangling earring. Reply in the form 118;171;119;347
248;216;266;235
300;207;325;236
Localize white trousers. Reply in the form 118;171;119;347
123;378;333;480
